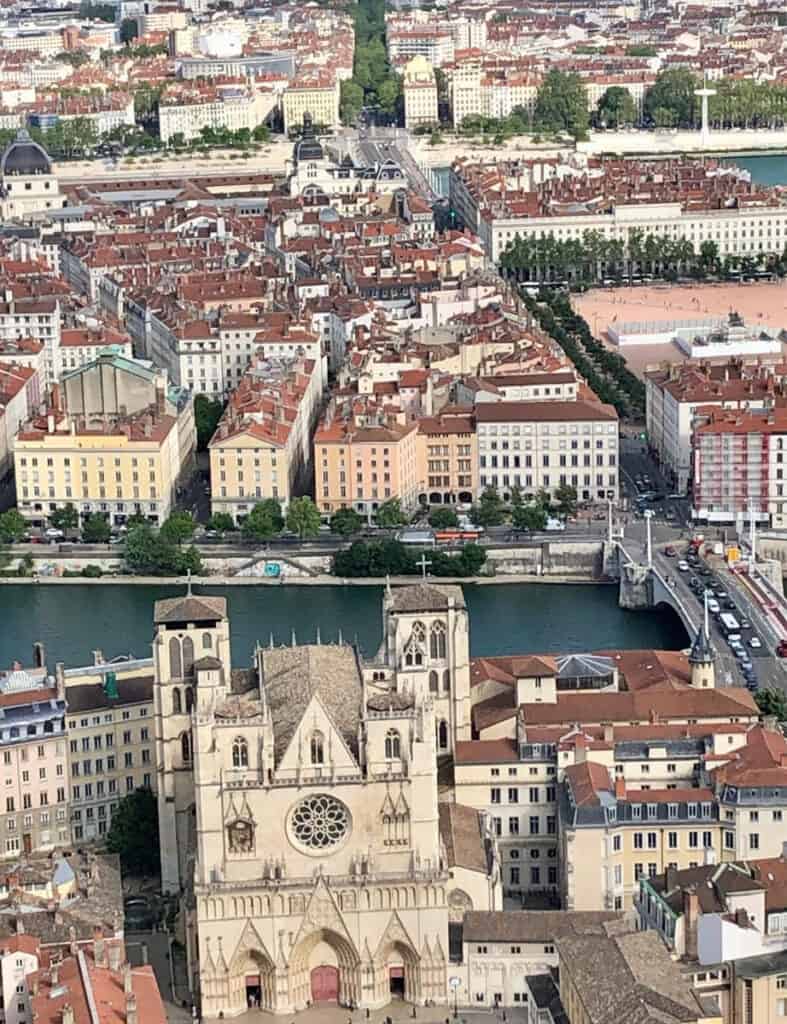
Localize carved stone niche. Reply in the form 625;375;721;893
227;819;255;854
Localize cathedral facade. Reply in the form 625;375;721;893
152;583;500;1018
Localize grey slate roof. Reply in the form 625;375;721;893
463;910;620;943
153;594;227;625
65;675;153;712
438;804;488;874
259;644;362;764
388;583;465;613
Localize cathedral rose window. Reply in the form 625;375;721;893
289;794;350;852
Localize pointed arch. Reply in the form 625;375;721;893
443;668;450;692
430;620;446;660
384;729;401;760
180;731;192;764
202;631;212;649
169;636;182;679
437;719;449;751
172;687;182;714
310;730;325;765
232;736;249;768
182;635;195;676
428;670;439;694
185;686;194;713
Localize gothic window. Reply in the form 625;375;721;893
310;730;325;765
385;729;401;760
443;669;450;692
169;637;182;680
430;621;447;660
404;621;426;667
185;687;194;713
429;670;439;693
232;737;249;768
182;636;195;676
172;687;182;714
202;632;212;649
437;720;449;751
180;731;192;764
290;794;350;852
227;819;254;853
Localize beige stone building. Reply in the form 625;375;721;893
403;56;439;130
416;411;477;506
0;659;69;857
152;583;501;1017
282;78;340;134
209;354;323;520
14;352;196;527
61;655;155;843
0;130;64;222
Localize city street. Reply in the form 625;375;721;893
126;931;193;1024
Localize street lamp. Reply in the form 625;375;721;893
449;977;461;1020
643;509;654;567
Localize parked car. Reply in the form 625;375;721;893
664;545;677;557
749;636;762;649
677;560;689;572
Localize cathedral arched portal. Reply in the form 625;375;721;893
289;928;360;1008
376;939;420;1004
228;948;276;1013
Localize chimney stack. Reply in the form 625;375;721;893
62;1005;75;1024
683;887;699;960
125;992;138;1024
108;942;122;973
93;927;107;968
614;777;626;799
123;964;133;997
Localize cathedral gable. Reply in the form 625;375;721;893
374;910;419;961
277;693;359;775
292;876;358;958
228;921;273;972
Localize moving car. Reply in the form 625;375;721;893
749;636;762;649
677;560;689;572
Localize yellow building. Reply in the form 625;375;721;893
14;353;195;527
282;78;340;134
403;55;438;130
209;354;322;520
60;654;155;843
416;410;477;506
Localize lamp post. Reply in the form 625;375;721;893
644;509;654;567
449;977;461;1020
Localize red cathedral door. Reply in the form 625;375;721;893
311;965;339;1004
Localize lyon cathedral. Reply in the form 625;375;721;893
152;582;501;1018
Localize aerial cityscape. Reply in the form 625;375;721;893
3;0;787;1022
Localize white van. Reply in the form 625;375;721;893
545;518;566;532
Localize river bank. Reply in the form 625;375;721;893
0;571;610;586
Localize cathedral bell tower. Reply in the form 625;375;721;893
152;589;231;893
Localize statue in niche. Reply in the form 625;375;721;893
227;819;254;853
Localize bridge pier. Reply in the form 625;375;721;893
619;560;653;610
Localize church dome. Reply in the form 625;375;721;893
1;128;52;177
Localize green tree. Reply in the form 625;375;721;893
159;511;195;545
340;80;365;125
626;44;657;56
18;552;34;577
533;70;589;139
207;512;235;534
106;787;160;875
512;504;547;532
194;394;224;451
241;499;284;541
554;483;578;518
286;496;321;540
252;123;270;143
755;688;787;721
0;509;26;543
428;507;459;529
377;75;402;116
376;498;406;528
174;545;203;576
81;513;111;544
125;524;173;575
457;543;486;576
509;485;523;507
56;49;91;67
331;507;362;536
643;68;698;128
50;504;78;533
471;486;505;527
597;86;637;128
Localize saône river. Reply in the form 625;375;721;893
0;583;688;669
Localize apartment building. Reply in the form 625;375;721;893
209;354;323;520
0;362;38;478
0;660;69;858
387;26;455;67
459;638;760;900
475;399;619;503
450;156;787;262
158;86;274;144
403;56;439;130
282;76;340;134
58;325;133;375
314;408;420;519
416;411;477;506
692;407;787;527
62;656;155;843
0;296;59;388
645;360;784;493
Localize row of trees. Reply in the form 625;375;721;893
522;289;645;418
643;69;787;130
341;0;402;124
333;540;487;577
501;227;787;289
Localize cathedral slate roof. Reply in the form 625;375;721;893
438;803;488;873
388;583;465;613
259;644;362;764
153;594;227;625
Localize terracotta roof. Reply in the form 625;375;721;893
153;593;227;625
438;803;488;874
